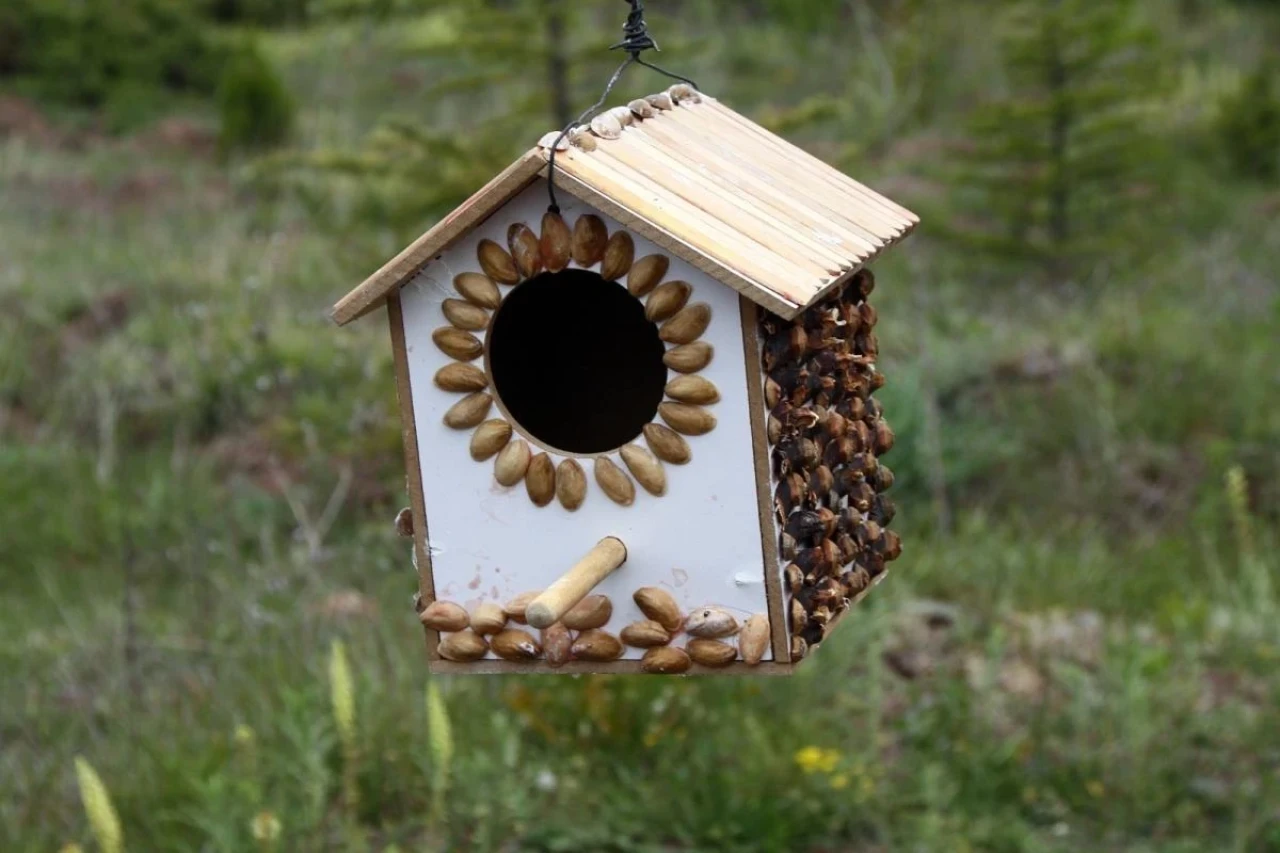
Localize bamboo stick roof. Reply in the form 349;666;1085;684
332;85;917;325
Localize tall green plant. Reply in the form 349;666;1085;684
74;758;123;853
216;41;295;153
950;0;1170;268
1217;61;1280;181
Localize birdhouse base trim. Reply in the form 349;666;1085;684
427;659;795;676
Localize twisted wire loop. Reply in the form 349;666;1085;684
612;0;658;54
545;0;698;213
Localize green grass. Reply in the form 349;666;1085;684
3;2;1280;850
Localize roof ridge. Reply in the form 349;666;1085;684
537;84;706;153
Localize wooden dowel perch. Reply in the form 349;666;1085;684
526;537;628;629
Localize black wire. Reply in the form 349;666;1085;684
546;0;698;213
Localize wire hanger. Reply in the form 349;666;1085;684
546;0;698;213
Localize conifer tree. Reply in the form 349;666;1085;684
951;0;1169;268
277;0;632;230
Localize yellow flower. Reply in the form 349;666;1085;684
794;746;840;774
74;758;122;853
830;773;850;790
1086;780;1105;799
251;810;282;843
234;725;256;749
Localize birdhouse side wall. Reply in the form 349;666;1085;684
757;269;902;665
396;179;785;670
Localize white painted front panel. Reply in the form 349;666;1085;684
399;178;770;660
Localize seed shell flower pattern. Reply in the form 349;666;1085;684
432;213;718;509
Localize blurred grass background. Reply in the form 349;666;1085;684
2;0;1279;850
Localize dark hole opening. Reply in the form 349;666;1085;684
488;269;667;454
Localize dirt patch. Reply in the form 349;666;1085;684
0;95;58;144
129;117;218;158
60;289;134;351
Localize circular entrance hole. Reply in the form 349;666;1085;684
488;269;667;455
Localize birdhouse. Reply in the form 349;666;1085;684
332;85;917;674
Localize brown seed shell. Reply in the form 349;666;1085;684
477;239;520;284
620;620;672;648
562;595;612;631
443;392;493;429
470;419;512;461
594;456;635;506
687;638;737;668
645;280;692;322
619;444;666;496
434;362;488;393
642;423;692;465
641;646;691;674
394;507;414;537
589;111;623;140
663;341;715;374
556;458;587;510
507;223;543;280
658;402;717;436
659;303;712;344
502;591;541;624
419;601;469;632
684;607;740;639
470;602;507;635
570;629;624;662
432;327;483;361
454;272;502;309
664;375;720;405
740;614;770;666
634;586;683;632
442;298;489;332
494;439;532;487
571;215;608;268
874;419;896;454
790;635;808;663
541;623;573;667
600;231;635;281
540;211;572;272
438;631;488;662
790;599;808;632
525;452;556;507
628;254;670;297
491;629;541;661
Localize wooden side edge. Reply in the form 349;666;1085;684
430;659;794;676
388;292;438;662
333;150;546;326
547;161;804;321
740;297;791;664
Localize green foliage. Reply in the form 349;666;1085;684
203;0;313;26
759;0;848;33
948;0;1171;267
1217;60;1280;180
216;42;296;152
0;0;223;117
4;2;1280;850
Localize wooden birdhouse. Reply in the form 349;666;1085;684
332;85;917;675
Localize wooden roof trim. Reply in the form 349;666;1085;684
331;149;546;326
